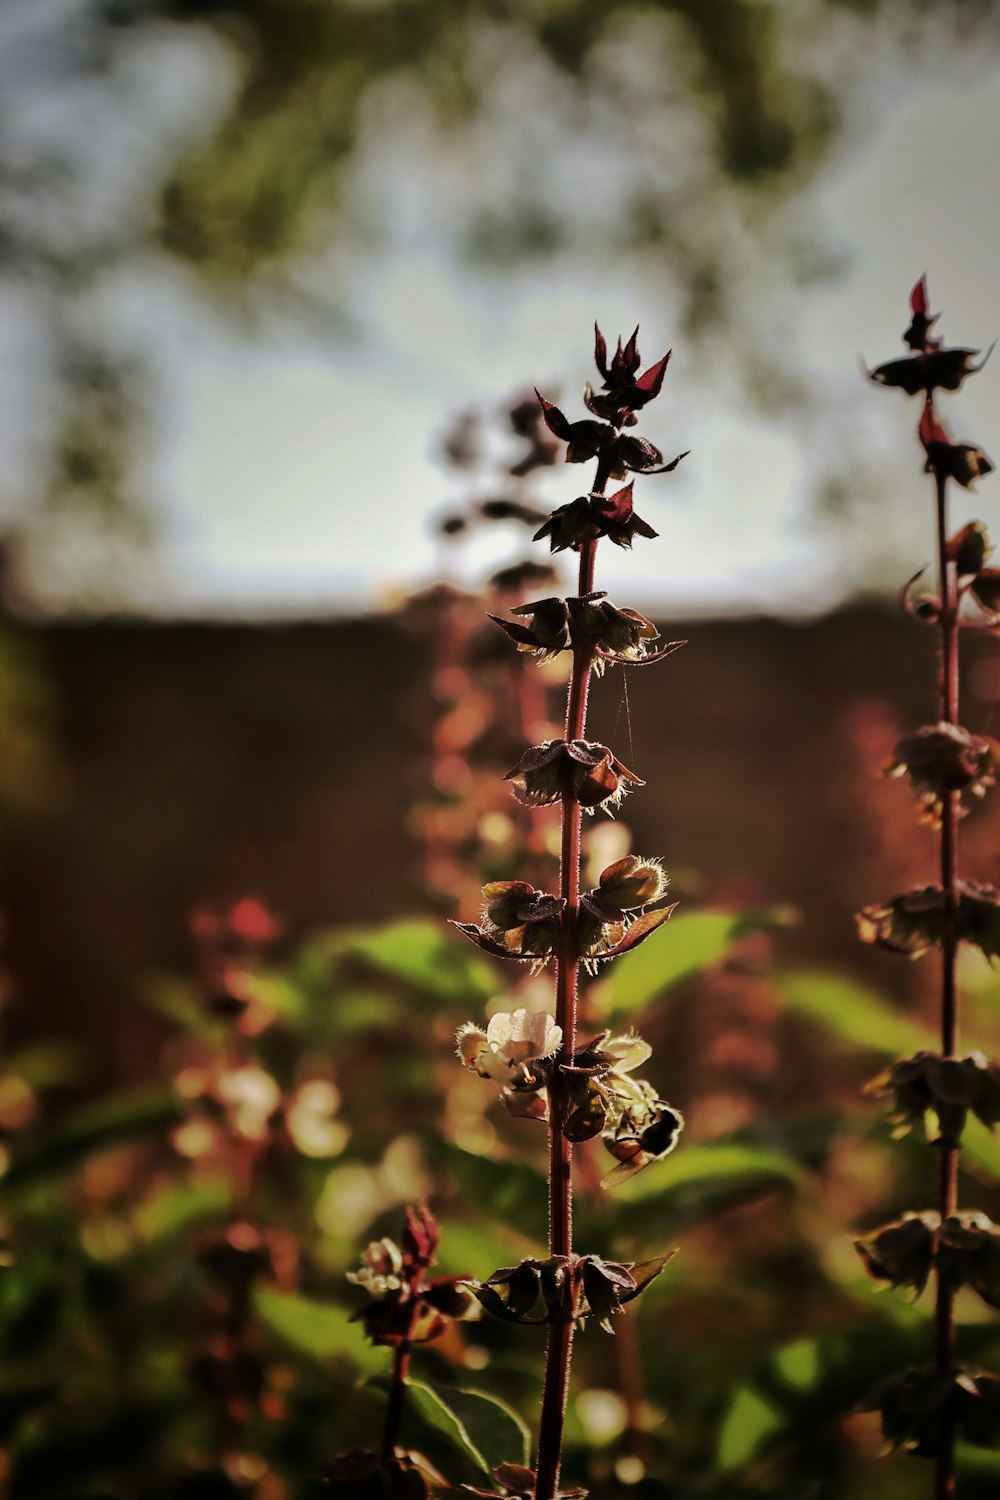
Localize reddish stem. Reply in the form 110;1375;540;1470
534;460;610;1500
381;1297;419;1463
933;465;959;1500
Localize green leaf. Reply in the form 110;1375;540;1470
131;1176;234;1245
5;1042;86;1091
334;919;498;1006
254;1288;383;1374
599;909;790;1018
777;968;929;1056
0;1089;180;1197
717;1384;784;1471
406;1381;530;1476
773;1339;821;1392
961;1116;1000;1178
595;1141;800;1241
444;1146;548;1236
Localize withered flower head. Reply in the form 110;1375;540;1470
504;739;643;813
868;1048;1000;1146
863;1367;1000;1459
855;1211;938;1296
591;856;668;912
886;721;996;824
919;404;994;489
853;883;1000;961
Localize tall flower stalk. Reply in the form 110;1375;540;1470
856;279;1000;1497
456;327;689;1500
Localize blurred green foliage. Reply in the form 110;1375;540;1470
0;903;994;1496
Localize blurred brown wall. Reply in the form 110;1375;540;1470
4;604;999;1086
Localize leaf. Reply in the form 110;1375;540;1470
406;1381;530;1478
5;1042;86;1090
593;1141;800;1241
620;1252;676;1303
600;905;677;959
335;920;497;1005
253;1288;383;1374
961;1117;1000;1179
776;968;929;1057
599;909;790;1019
716;1384;784;1471
0;1089;180;1197
131;1176;234;1245
444;1146;548;1237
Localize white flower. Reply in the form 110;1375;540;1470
604;1032;652;1074
456;1008;563;1080
346;1237;403;1296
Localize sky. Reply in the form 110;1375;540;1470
5;8;1000;621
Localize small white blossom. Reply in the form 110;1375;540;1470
456;1008;562;1080
346;1237;403;1296
604;1032;652;1074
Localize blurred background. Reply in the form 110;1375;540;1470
3;2;1000;1497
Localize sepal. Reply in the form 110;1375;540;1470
867;1048;1000;1146
862;1367;1000;1457
885;722;996;824
504;739;643;813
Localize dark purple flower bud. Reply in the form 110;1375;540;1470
903;275;940;353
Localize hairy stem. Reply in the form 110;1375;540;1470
934;465;960;1500
534;457;610;1500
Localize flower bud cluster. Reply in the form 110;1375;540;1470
490;591;683;674
868;1048;1000;1147
856;880;1000;960
503;739;643;814
456;1010;684;1175
862;1367;1000;1459
468;1247;673;1334
454;860;675;972
885;721;996;825
868;276;994;489
856;1209;1000;1307
346;1203;477;1348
